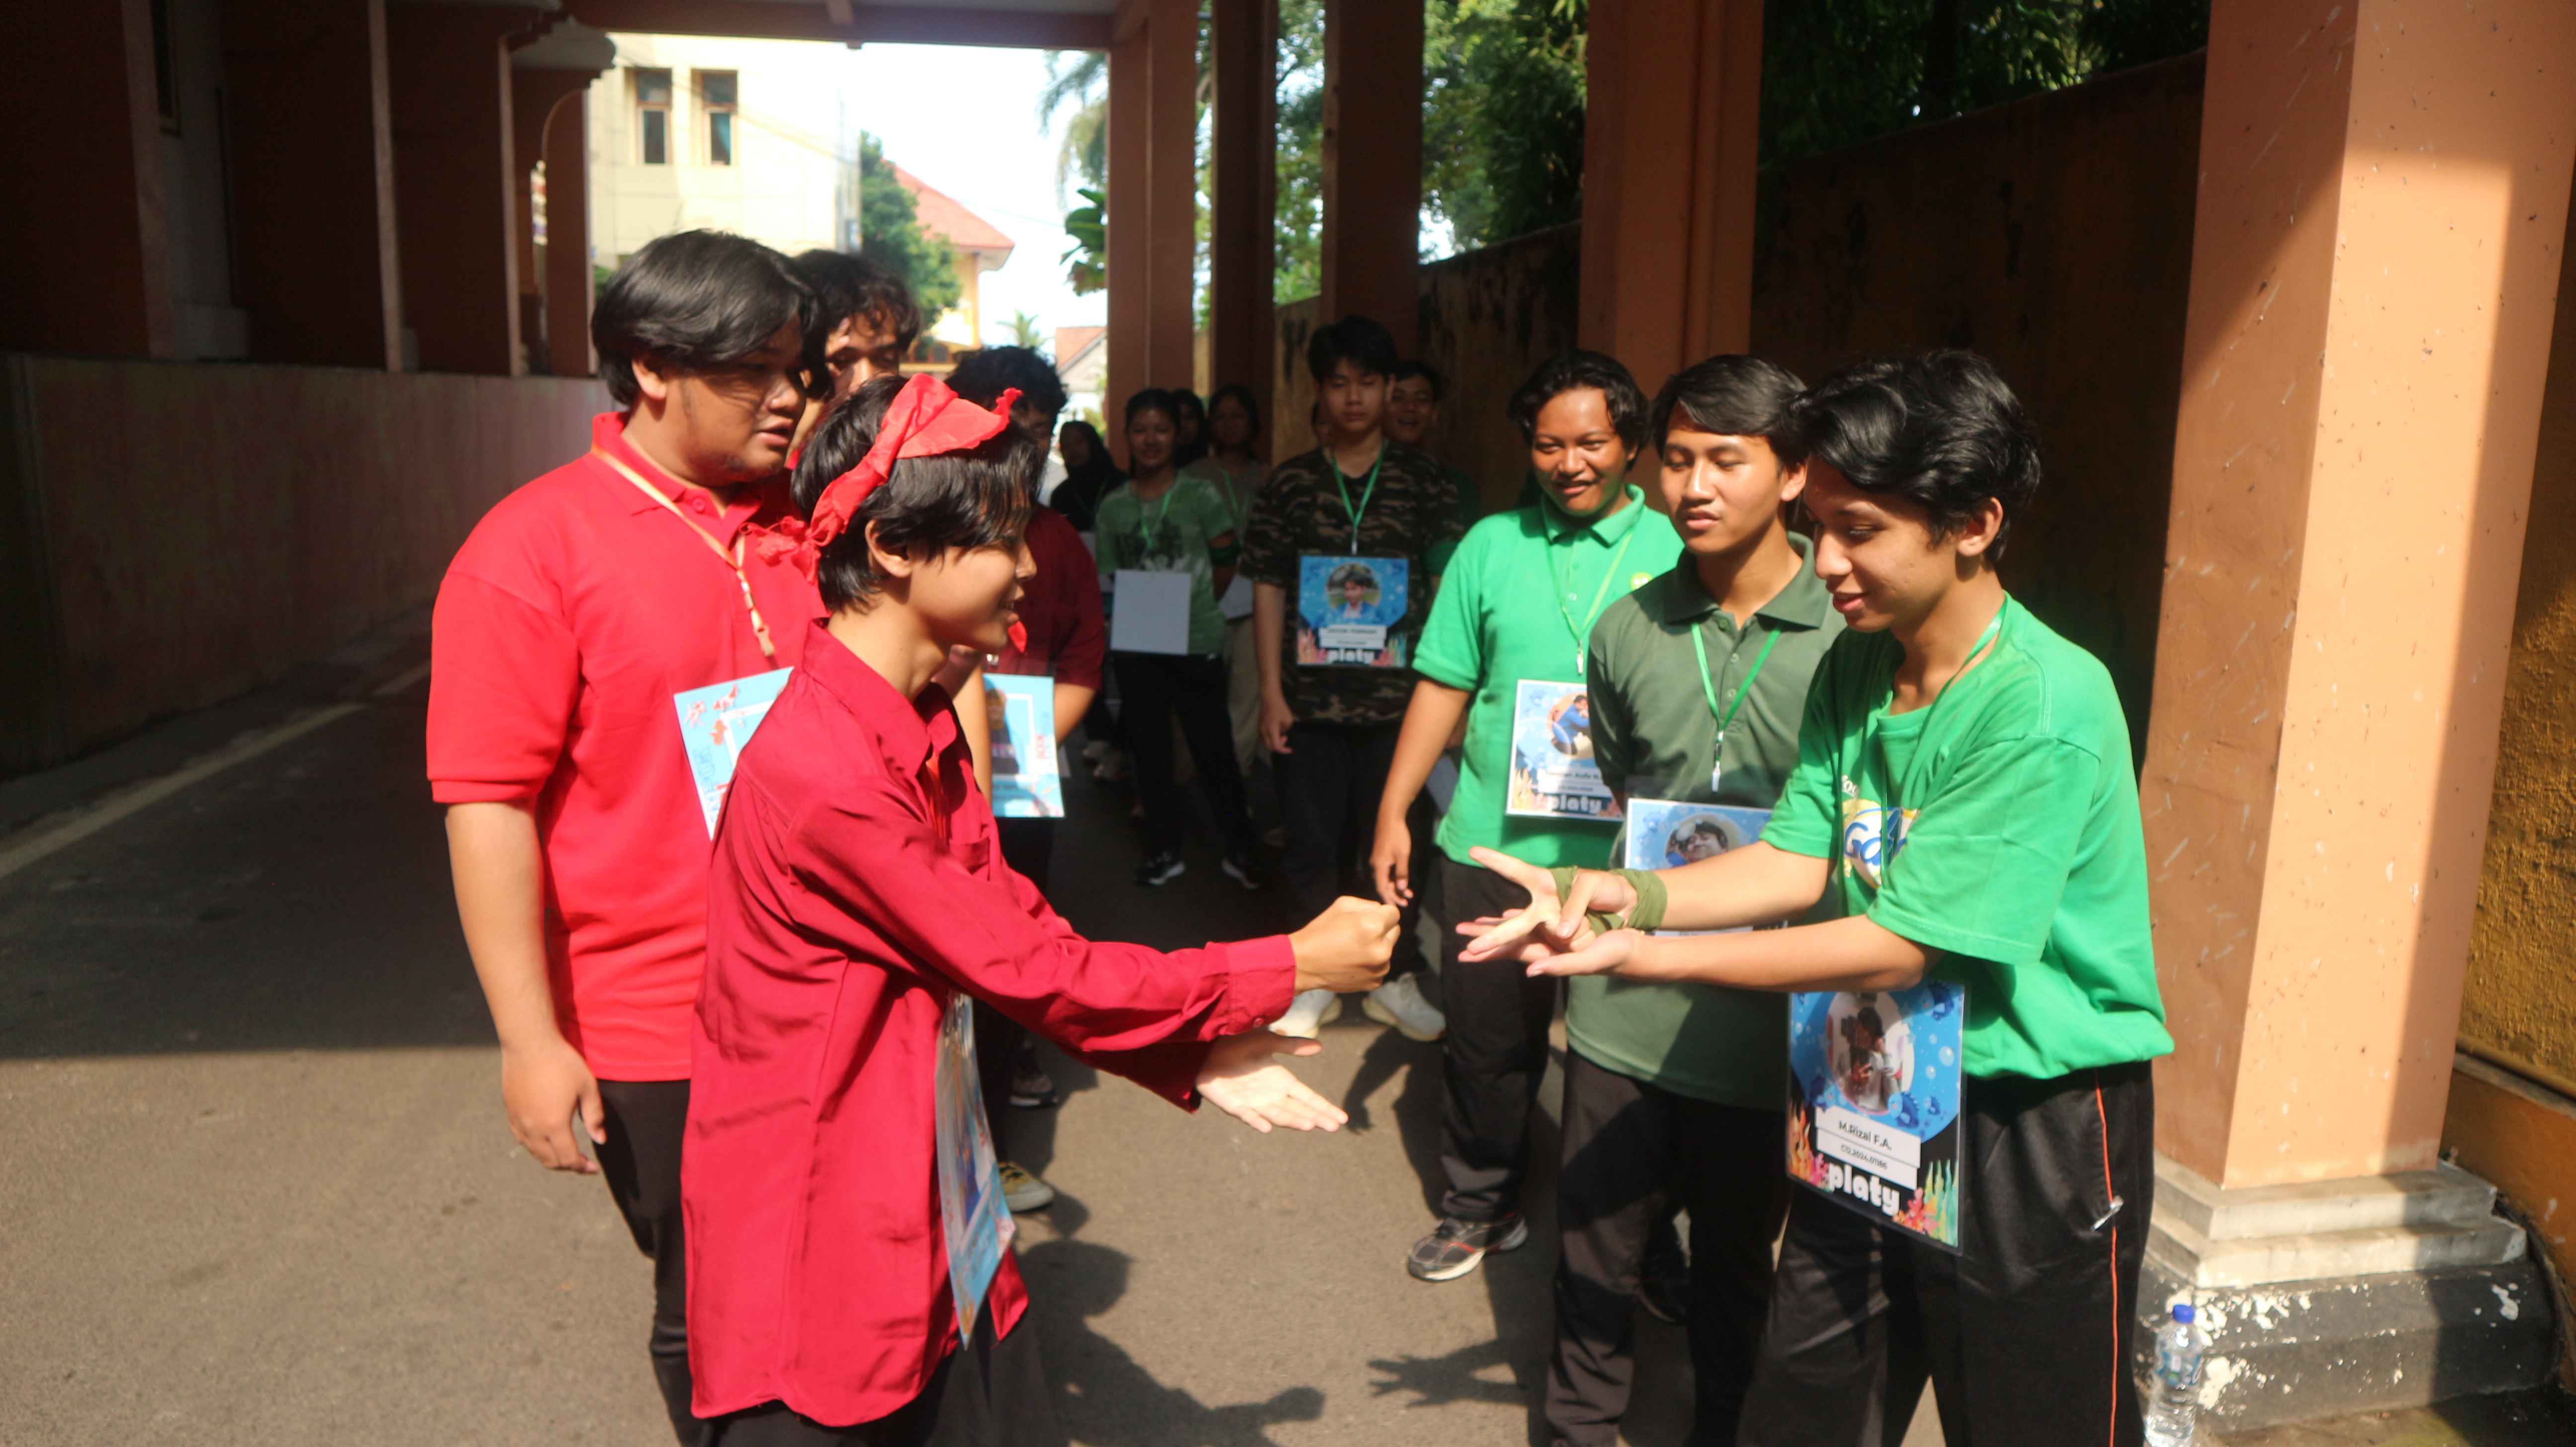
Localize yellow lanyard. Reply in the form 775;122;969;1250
592;448;779;661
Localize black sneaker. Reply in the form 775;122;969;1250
1406;1213;1530;1283
1008;1060;1058;1110
1219;851;1263;891
1134;851;1186;887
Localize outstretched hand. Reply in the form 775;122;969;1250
1197;1031;1350;1134
1456;847;1638;966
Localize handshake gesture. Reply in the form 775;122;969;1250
1195;896;1401;1135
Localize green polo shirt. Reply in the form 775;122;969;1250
1567;538;1844;1107
1762;594;2174;1080
1414;487;1680;868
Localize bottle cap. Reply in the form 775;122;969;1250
2173;1303;2196;1324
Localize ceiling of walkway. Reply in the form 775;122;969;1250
562;0;1120;50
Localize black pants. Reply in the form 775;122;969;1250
1550;1051;1789;1447
1435;854;1558;1221
1737;1062;2155;1447
598;1077;708;1447
708;1309;1062;1447
1113;652;1254;858
976;819;1056;1156
1274;719;1425;975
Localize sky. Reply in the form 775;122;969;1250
834;43;1106;347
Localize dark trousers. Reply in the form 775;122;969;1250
1550;1051;1790;1447
597;1078;708;1447
708;1310;1062;1447
1738;1062;2155;1447
1435;854;1559;1221
977;819;1056;1156
1113;652;1254;858
1274;718;1425;975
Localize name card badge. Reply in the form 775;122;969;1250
1786;980;1968;1253
1505;679;1619;821
1295;554;1409;668
1622;799;1771;936
981;674;1063;818
674;668;796;836
1108;568;1195;655
934;992;1016;1337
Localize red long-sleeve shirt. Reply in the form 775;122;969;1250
684;622;1293;1427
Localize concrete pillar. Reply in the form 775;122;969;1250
1319;0;1422;355
2143;0;2576;1190
1105;0;1199;415
0;0;174;358
1577;0;1762;396
511;68;602;375
387;2;548;375
1105;23;1149;417
543;94;598;382
1208;0;1278;411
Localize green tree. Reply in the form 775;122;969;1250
856;133;961;327
1423;0;1591;253
1006;310;1046;348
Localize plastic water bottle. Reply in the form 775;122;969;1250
2143;1302;2207;1447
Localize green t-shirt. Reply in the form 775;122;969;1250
1567;539;1844;1107
1180;455;1265;535
1413;489;1680;868
1095;474;1239;657
1761;595;2174;1080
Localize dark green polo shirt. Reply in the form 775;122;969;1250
1570;536;1845;1108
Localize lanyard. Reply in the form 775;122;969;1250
1889;602;2008;810
1133;477;1179;556
592;448;779;661
1692;620;1782;765
1550;513;1638;676
1329;445;1384;555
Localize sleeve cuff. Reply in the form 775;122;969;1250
430;779;543;805
1760;828;1834;860
1212;934;1298;1035
1411;654;1477;692
1865;898;2044;968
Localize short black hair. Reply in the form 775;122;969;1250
790;248;923;353
594;231;823;408
1208;382;1263;442
948;346;1069;427
1508;350;1649;449
1123;388;1181;427
1389;360;1446;401
1786;350;2041;558
1305;315;1400;383
790;376;1040;612
1651;354;1808;464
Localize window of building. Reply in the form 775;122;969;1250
698;71;737;166
634;68;673;166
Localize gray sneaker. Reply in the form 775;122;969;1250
1406;1213;1530;1282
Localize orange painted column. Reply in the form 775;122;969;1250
1208;0;1278;411
543;93;598;383
1319;0;1422;355
1576;0;1761;397
221;0;402;369
1105;23;1149;420
0;0;174;358
2142;0;2576;1189
1144;0;1198;392
387;2;546;376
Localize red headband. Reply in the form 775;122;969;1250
757;372;1029;648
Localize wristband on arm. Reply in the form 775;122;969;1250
1547;867;1668;935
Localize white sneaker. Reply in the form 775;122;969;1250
1361;974;1447;1042
1270;988;1344;1039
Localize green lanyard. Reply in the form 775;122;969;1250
1690;621;1782;792
1134;478;1179;558
1550;515;1639;677
1890;601;2009;810
1330;446;1384;555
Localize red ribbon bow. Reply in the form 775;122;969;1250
760;373;1021;582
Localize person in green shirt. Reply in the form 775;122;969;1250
1096;388;1260;889
1182;383;1271;778
1550;354;1841;1447
1462;351;2173;1447
1370;350;1680;1286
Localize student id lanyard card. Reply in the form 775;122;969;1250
934;991;1015;1338
1551;521;1639;678
594;448;780;661
1296;448;1410;668
1691;623;1781;794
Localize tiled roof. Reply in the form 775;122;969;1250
890;163;1015;258
1053;325;1106;365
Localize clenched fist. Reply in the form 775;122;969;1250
1288;896;1400;995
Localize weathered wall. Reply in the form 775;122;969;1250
0;357;601;773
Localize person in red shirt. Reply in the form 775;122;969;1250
687;374;1396;1444
429;230;829;1446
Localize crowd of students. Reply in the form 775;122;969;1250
429;226;2174;1447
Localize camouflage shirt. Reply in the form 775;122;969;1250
1241;441;1465;726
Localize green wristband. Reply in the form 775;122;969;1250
1545;866;1667;935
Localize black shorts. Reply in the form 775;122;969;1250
708;1310;1063;1447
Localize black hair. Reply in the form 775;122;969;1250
1389;360;1446;402
1785;350;2041;558
1305;315;1400;383
1058;418;1109;460
1123;388;1181;428
789;375;1040;612
1208;383;1264;444
594;231;824;408
1167;388;1208;467
1650;354;1808;464
790;248;923;353
1507;349;1649;450
947;346;1070;428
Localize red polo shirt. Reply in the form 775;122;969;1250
988;506;1104;689
685;622;1292;1426
426;413;821;1081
